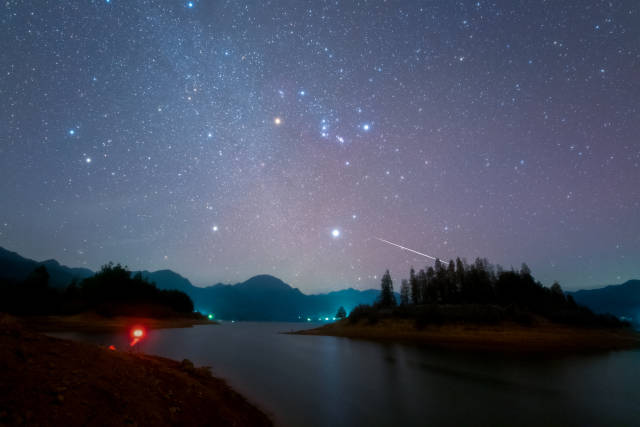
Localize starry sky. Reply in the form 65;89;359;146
1;0;639;292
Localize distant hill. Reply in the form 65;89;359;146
0;246;388;321
0;247;93;288
569;280;640;326
142;270;384;321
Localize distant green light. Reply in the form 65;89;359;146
307;317;311;322
325;317;329;321
208;314;214;320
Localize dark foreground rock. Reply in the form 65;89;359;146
0;315;271;426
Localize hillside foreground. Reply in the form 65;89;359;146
295;318;640;353
0;315;271;426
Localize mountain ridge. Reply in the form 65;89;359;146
2;246;637;323
568;280;640;326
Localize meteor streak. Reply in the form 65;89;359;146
374;237;448;264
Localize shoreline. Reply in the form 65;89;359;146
294;319;640;353
20;313;217;333
0;315;271;426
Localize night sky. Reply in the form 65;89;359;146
1;1;638;292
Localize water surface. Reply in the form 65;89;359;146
52;322;640;427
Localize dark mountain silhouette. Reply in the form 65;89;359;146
0;247;93;288
568;280;640;326
141;270;384;321
0;246;414;321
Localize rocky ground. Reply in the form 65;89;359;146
0;315;271;426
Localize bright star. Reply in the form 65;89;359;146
85;157;91;163
187;1;194;8
68;129;75;136
362;123;371;131
212;225;218;232
274;117;282;125
331;229;340;238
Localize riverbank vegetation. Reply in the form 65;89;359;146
362;259;628;328
297;258;639;352
0;263;200;320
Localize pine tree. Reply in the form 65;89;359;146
409;267;420;305
425;267;435;303
336;306;347;319
378;270;396;308
400;279;410;306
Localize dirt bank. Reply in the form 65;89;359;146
0;315;271;426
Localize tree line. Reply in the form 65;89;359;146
0;262;194;317
349;257;627;328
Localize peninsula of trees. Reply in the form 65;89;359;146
357;258;628;327
298;258;639;352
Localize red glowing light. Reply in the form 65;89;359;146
130;326;147;347
130;326;146;339
108;345;116;351
129;326;146;347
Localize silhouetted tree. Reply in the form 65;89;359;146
400;279;410;306
455;257;466;299
24;265;49;290
446;260;457;303
79;262;193;316
409;267;420;305
425;267;436;303
377;270;396;308
336;306;347;319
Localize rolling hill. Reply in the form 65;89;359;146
568;280;640;327
0;247;93;288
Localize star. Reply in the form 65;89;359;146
331;229;340;238
212;225;218;232
274;117;282;126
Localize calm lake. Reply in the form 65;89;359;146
52;322;640;427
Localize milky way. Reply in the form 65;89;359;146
1;1;638;291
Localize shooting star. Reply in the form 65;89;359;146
374;237;449;264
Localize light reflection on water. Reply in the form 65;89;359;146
51;322;640;427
